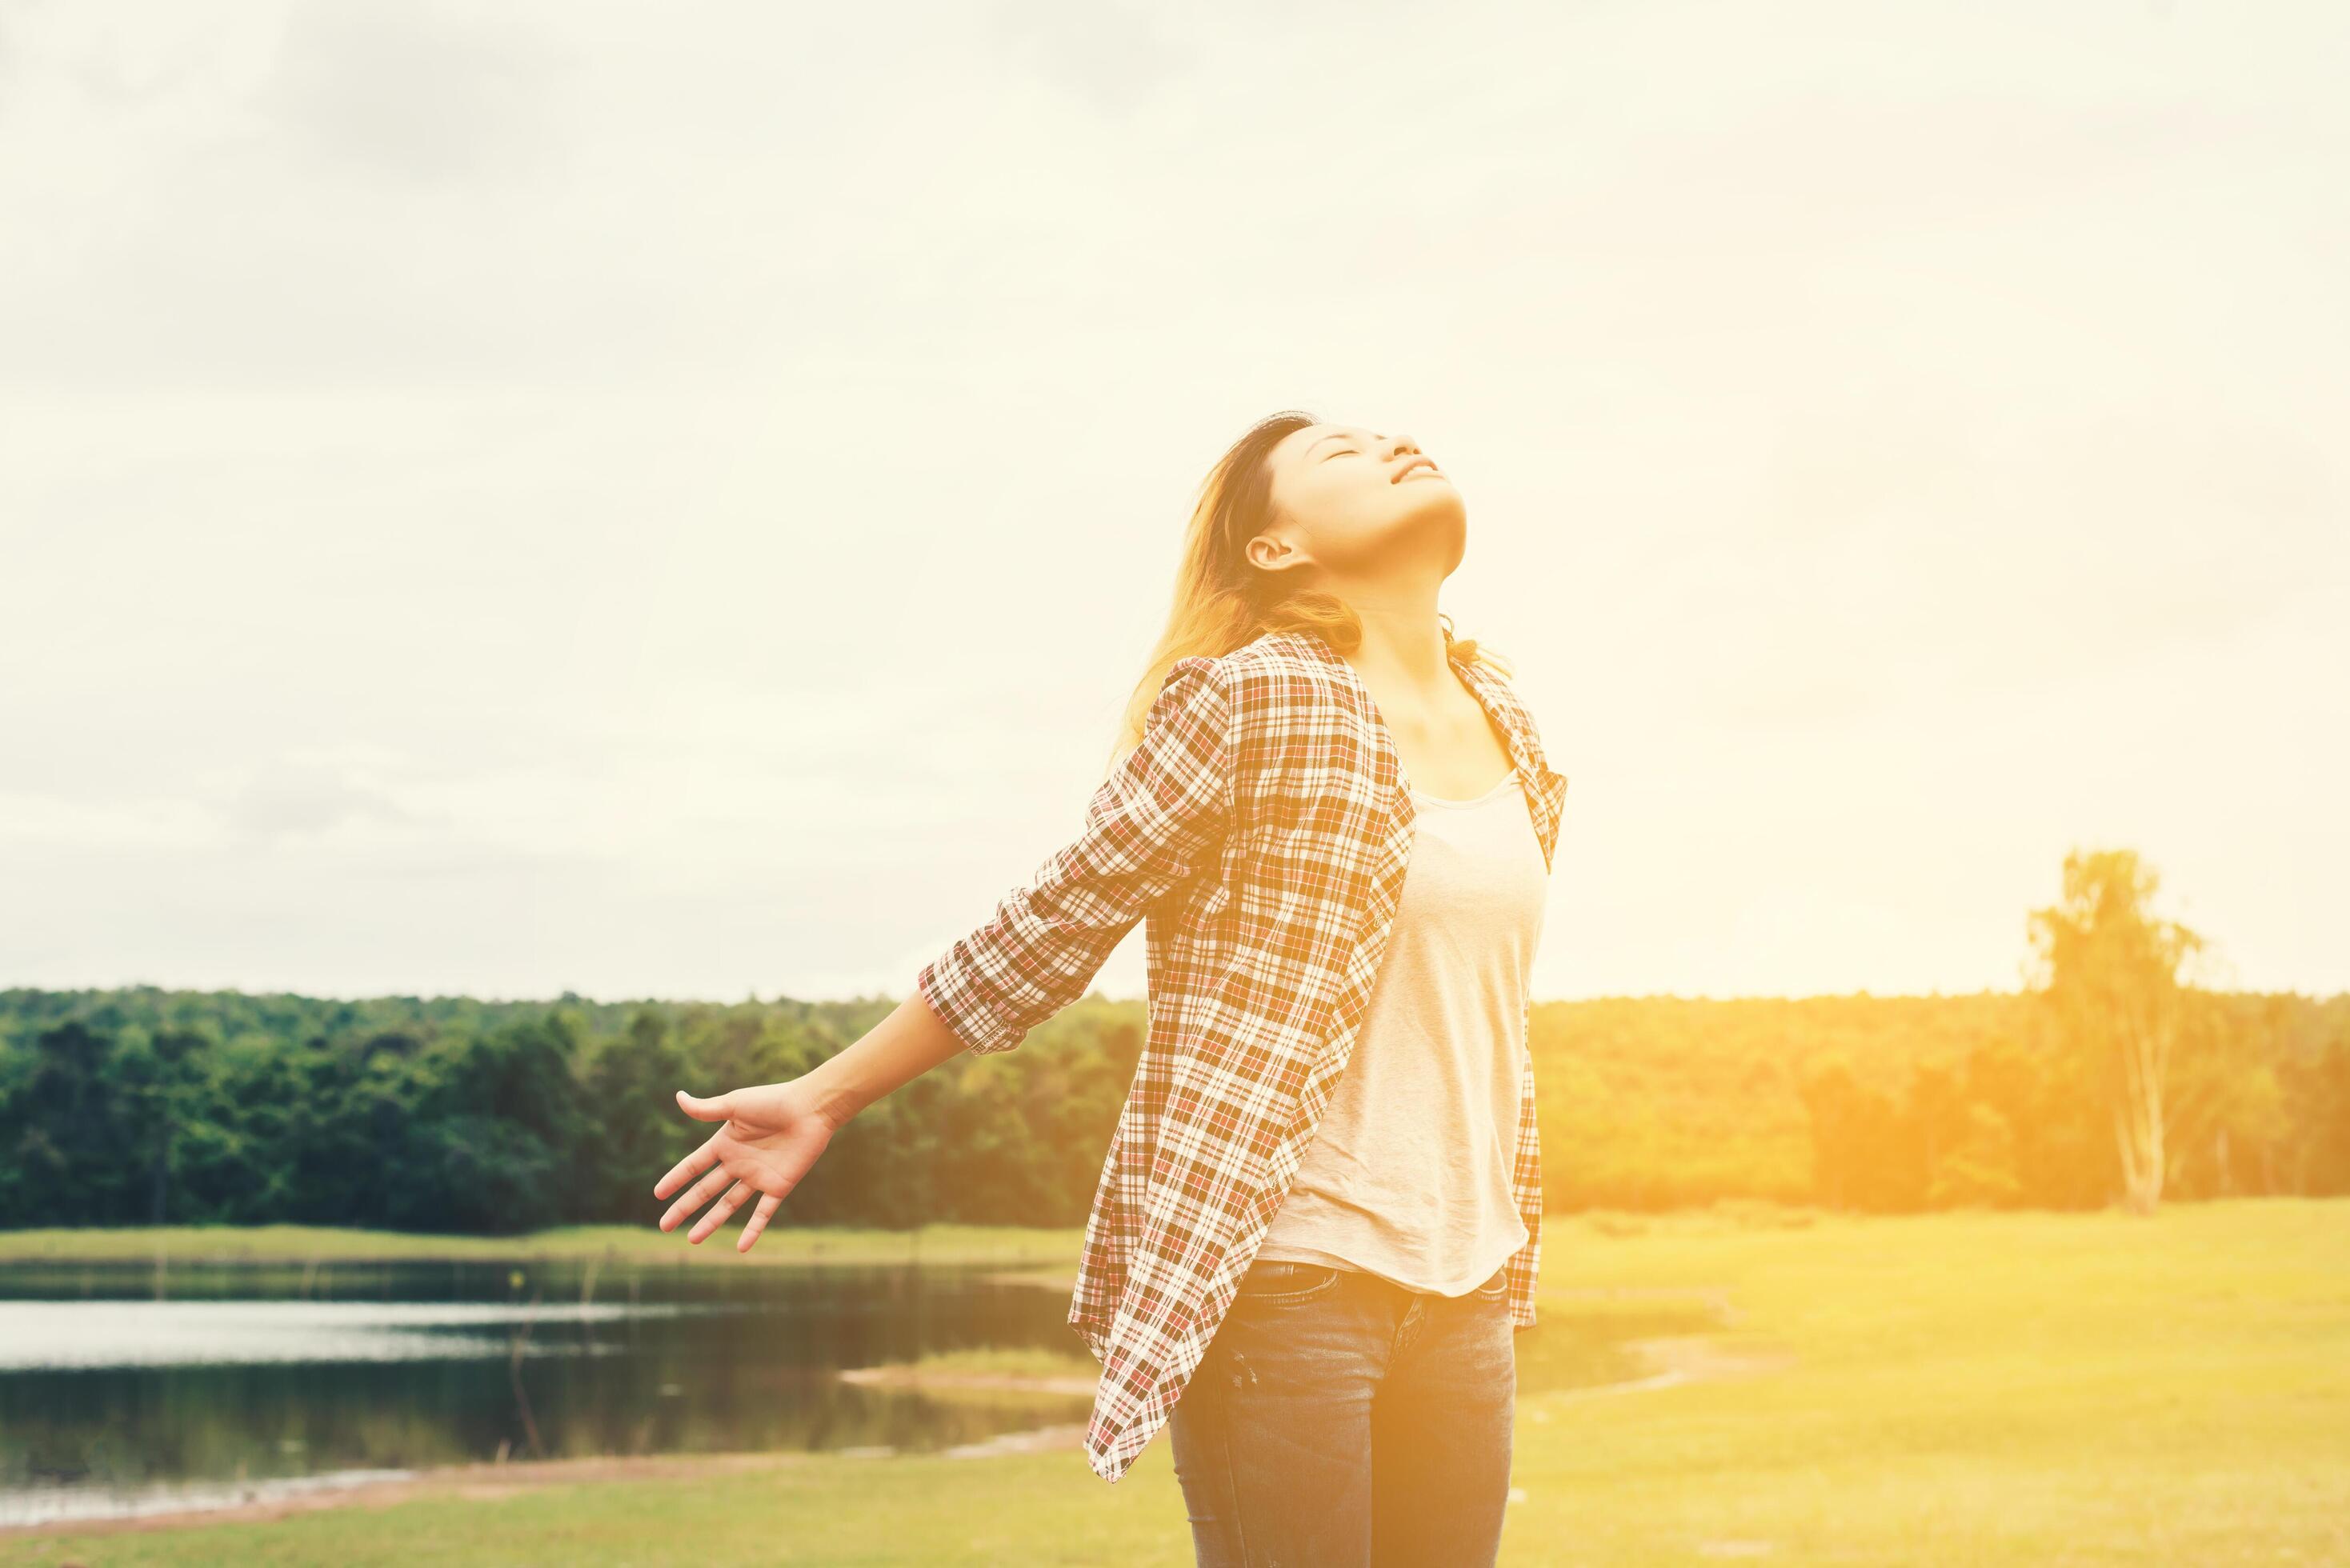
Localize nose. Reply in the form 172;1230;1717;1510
1383;432;1420;459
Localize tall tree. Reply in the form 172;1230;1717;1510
2025;849;2208;1215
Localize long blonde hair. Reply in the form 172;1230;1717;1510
1110;409;1511;766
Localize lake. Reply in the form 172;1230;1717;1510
0;1252;1093;1529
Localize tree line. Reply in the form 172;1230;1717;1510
4;851;2342;1233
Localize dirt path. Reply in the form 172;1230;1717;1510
0;1450;824;1542
1560;1334;1796;1398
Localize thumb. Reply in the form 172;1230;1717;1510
675;1087;732;1122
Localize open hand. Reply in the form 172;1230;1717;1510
651;1081;839;1253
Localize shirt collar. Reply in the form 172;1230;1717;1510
1267;626;1567;794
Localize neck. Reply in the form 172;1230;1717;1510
1336;586;1451;691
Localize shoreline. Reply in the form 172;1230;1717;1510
0;1419;1104;1540
0;1327;1777;1540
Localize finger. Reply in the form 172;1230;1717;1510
737;1191;783;1254
675;1087;733;1122
688;1179;752;1245
652;1134;720;1202
659;1163;739;1235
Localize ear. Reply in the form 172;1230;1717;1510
1247;530;1313;574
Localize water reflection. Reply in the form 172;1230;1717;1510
0;1255;1093;1528
0;1299;697;1367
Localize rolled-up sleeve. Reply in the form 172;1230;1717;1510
1511;989;1543;1329
916;654;1237;1056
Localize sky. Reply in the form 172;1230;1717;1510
2;0;2343;1006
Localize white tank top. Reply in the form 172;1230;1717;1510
1256;767;1547;1296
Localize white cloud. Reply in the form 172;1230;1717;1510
2;0;2344;1000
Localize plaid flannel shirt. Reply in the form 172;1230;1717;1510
916;626;1568;1485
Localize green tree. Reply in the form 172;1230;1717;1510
2026;849;2208;1215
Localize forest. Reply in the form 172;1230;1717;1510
3;981;2342;1234
7;851;2341;1233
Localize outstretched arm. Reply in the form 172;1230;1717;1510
648;990;968;1251
652;653;1238;1251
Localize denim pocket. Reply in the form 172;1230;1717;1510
1234;1258;1344;1306
1472;1266;1509;1299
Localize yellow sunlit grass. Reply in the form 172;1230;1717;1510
13;1199;2343;1565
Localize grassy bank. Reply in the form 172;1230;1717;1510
8;1198;2346;1565
0;1220;1079;1268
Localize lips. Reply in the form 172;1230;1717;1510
1391;456;1439;483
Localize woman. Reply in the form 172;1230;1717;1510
651;410;1568;1566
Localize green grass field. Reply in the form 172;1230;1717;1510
8;1198;2345;1565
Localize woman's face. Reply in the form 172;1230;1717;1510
1254;422;1464;582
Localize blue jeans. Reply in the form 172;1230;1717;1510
1166;1256;1517;1566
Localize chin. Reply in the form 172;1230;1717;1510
1405;491;1468;570
1399;482;1467;533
